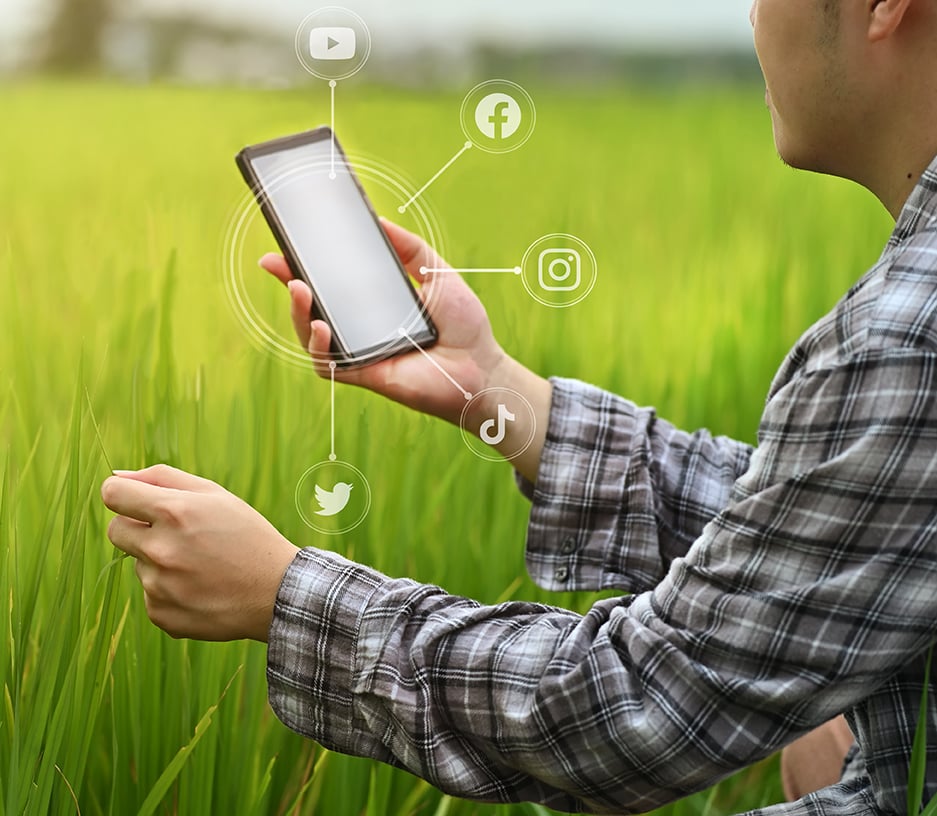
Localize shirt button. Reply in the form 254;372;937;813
560;537;577;555
554;566;570;583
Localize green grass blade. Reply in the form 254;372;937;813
396;778;433;816
53;764;80;815
134;667;241;816
84;387;114;474
922;794;937;816
909;645;934;816
431;794;455;816
246;756;277;816
700;782;721;816
365;763;395;816
278;749;324;815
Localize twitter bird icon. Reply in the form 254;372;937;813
314;481;353;516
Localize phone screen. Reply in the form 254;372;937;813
241;131;435;364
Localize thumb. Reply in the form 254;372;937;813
112;464;221;493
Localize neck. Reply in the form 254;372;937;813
858;23;937;219
870;136;937;220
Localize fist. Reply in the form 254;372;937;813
101;464;298;642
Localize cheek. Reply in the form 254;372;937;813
752;0;799;91
754;18;809;120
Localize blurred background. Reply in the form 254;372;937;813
2;3;896;815
0;0;758;86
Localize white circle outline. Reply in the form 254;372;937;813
221;152;446;369
520;233;598;309
294;459;372;534
459;80;537;155
459;387;537;462
294;6;372;81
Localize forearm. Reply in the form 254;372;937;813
267;534;913;815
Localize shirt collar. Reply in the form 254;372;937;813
887;153;937;250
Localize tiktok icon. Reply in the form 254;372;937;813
460;387;536;462
479;403;516;446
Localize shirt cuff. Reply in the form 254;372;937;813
517;377;663;594
266;547;392;759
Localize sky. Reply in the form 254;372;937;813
137;0;757;48
0;0;757;70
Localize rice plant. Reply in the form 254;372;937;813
0;79;893;814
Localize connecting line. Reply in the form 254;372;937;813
329;361;337;461
420;267;522;276
329;80;337;180
398;141;473;214
398;327;472;401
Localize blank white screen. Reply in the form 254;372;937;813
251;139;426;356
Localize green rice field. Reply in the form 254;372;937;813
0;79;895;814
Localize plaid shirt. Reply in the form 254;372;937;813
267;156;937;815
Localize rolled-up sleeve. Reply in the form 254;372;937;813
518;377;753;593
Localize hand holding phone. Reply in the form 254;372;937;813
260;218;504;426
251;144;553;482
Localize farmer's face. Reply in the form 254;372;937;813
751;0;868;177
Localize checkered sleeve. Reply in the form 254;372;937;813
267;344;937;815
518;377;754;593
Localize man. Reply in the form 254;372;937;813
100;0;937;812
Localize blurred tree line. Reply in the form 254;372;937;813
32;0;760;86
39;0;115;73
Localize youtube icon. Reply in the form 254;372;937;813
295;8;370;80
309;27;357;61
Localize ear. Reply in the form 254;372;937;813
868;0;914;42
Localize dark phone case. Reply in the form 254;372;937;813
235;126;438;368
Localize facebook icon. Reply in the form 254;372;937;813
474;93;522;141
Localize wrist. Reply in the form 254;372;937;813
467;353;523;427
249;537;299;643
466;357;552;484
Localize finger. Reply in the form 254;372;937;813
134;558;166;598
380;218;449;279
308;321;375;386
288;280;313;349
259;253;294;286
110;463;219;493
308;319;331;360
308;320;349;379
107;514;151;559
260;257;315;351
101;475;166;525
378;219;471;319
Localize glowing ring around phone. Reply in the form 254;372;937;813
222;152;445;370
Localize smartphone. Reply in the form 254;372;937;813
235;127;438;367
